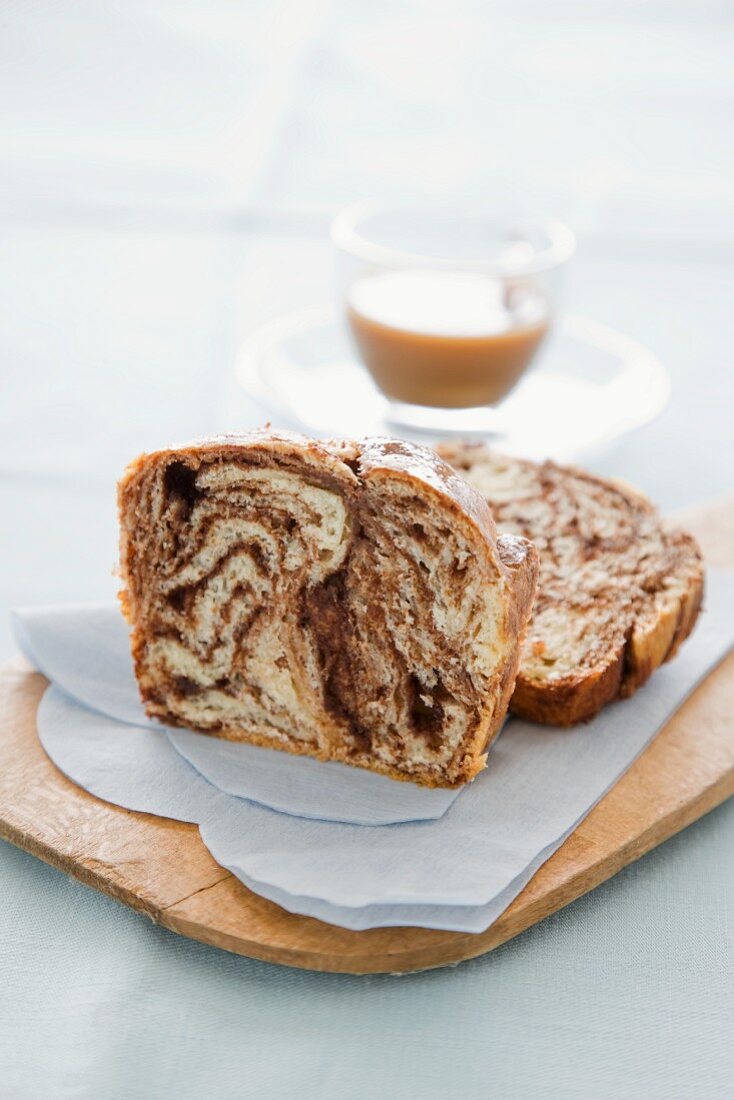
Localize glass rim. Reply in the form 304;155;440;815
331;199;576;277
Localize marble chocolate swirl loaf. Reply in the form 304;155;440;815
118;431;538;787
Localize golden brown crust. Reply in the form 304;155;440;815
509;648;626;726
438;442;704;727
118;431;538;786
356;437;501;551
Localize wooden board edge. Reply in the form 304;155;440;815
0;814;164;922
0;805;234;927
153;763;734;974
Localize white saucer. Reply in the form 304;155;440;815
236;306;670;462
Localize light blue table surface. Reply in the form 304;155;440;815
1;2;732;1096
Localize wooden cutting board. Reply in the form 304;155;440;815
1;495;732;974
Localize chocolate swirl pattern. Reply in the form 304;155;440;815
118;432;538;787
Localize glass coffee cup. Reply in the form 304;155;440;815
332;201;575;428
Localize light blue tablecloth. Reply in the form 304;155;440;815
2;802;733;1099
1;2;732;1096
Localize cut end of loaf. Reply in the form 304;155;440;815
118;431;538;787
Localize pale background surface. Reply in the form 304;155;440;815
1;2;733;1096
